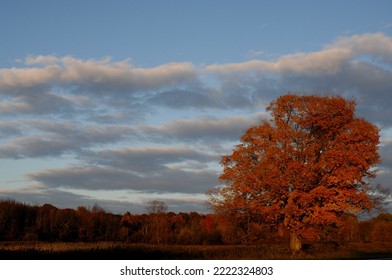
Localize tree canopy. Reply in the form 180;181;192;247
209;94;381;250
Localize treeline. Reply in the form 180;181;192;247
1;200;392;245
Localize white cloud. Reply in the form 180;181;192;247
0;65;61;91
205;47;352;75
25;55;61;66
330;33;392;62
204;33;392;75
0;56;196;93
1;33;391;120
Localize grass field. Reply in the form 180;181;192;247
1;241;392;260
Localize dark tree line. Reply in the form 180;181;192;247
0;200;391;245
0;200;120;242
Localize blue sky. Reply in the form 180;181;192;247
1;0;392;214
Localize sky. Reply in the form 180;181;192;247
1;0;392;214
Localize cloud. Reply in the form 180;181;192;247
1;32;392;213
204;33;392;75
25;146;221;194
0;56;196;94
0;64;60;92
330;33;392;63
0;187;92;209
375;170;392;195
0;57;197;121
147;81;265;110
2;34;392;120
160;195;208;213
27;165;219;194
0;113;262;160
82;146;220;173
204;48;352;75
202;33;392;127
0;120;133;158
0;122;23;138
0;187;144;214
147;88;220;109
0;187;208;214
141;114;266;143
380;139;392;170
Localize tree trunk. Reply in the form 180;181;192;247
290;233;302;251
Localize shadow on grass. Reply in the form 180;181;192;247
1;242;392;260
0;243;289;260
0;246;193;260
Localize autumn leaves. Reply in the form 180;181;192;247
210;94;381;250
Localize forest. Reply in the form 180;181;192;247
0;199;391;246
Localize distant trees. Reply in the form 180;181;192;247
209;94;382;251
370;213;392;242
0;200;36;240
0;200;121;242
144;200;168;244
145;200;168;214
0;199;391;245
119;211;221;245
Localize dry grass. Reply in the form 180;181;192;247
0;241;118;252
1;241;392;260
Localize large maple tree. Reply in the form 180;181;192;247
209;94;381;250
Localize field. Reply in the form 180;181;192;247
1;241;392;260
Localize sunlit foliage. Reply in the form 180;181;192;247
209;94;381;250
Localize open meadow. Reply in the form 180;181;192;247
1;241;392;260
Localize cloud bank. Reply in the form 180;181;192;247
1;33;392;213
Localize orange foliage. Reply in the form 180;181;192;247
210;94;381;246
